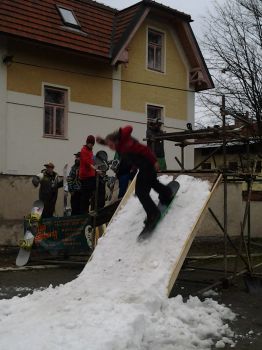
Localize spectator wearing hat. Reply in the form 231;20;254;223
79;135;97;214
146;118;167;171
32;162;63;218
67;152;81;215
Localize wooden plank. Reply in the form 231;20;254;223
167;174;222;296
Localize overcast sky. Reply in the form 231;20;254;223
101;0;225;38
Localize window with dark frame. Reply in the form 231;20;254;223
44;87;67;138
147;105;164;124
147;29;164;72
57;7;81;29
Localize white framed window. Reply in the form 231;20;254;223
147;29;165;72
147;104;164;124
44;86;68;139
57;6;81;29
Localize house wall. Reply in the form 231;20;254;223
121;17;194;168
195;149;262;190
195;149;262;237
7;42;113;107
197;182;262;238
0;24;195;245
121;19;188;120
3;36;194;176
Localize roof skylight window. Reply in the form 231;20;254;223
57;7;81;29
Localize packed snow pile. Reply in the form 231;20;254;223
0;175;235;350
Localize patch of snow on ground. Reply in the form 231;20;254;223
0;175;235;349
203;289;219;297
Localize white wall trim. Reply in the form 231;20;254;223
187;91;195;125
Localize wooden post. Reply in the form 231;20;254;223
222;95;228;280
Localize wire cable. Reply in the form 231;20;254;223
11;59;225;97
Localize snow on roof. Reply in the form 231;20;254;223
0;175;235;349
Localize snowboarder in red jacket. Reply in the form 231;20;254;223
97;125;173;228
79;135;97;214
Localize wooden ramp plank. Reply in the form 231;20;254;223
167;174;222;296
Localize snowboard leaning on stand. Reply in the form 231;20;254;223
63;163;71;216
137;180;180;241
16;200;44;267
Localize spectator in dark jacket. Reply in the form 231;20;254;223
67;152;81;215
97;125;173;228
32;162;63;218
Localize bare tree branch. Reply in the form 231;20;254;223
198;0;262;128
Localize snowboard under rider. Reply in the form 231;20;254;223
96;125;174;229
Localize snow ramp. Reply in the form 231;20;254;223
95;173;221;297
0;174;236;350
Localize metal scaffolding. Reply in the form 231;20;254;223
147;95;262;293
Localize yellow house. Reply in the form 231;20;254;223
0;0;213;243
0;0;213;175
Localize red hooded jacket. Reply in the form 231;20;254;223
79;145;96;180
116;126;157;166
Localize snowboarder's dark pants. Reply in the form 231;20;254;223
80;177;96;214
71;191;81;216
135;163;171;220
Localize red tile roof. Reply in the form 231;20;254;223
0;0;213;89
0;0;117;59
113;3;142;45
0;0;190;60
